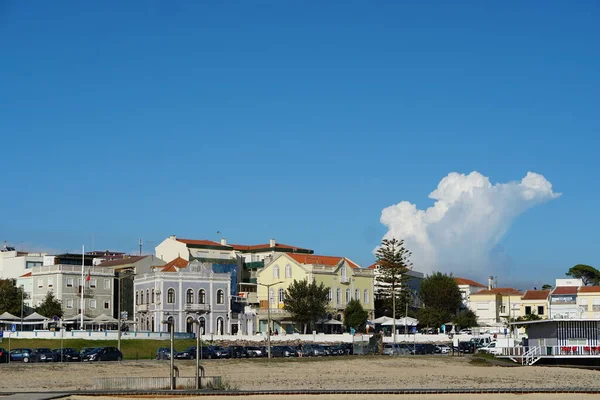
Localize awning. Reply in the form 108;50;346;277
381;317;418;327
93;314;118;323
372;316;392;324
0;312;20;321
64;313;94;321
24;312;48;321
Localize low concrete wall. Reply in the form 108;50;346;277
94;376;221;390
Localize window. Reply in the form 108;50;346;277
364;289;369;304
66;298;73;309
151;288;155;303
78;278;83;287
341;267;347;280
285;264;292;279
217;289;224;304
104;301;110;309
146;289;149;304
37;279;43;288
90;279;97;288
500;305;506;313
66;277;73;287
538;306;544;315
525;306;532;315
328;288;333;302
199;289;206;304
89;299;97;309
167;288;175;304
355;289;360;301
273;265;280;279
345;289;351;305
104;279;110;290
336;288;341;305
269;288;275;305
186;289;194;304
48;277;53;288
278;288;285;303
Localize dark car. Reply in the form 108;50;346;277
31;348;55;363
339;343;354;355
209;345;230;359
198;346;221;359
10;348;33;363
301;344;326;357
52;348;81;362
82;347;123;361
175;347;196;360
245;346;265;358
156;347;175;360
271;345;298;357
422;344;436;355
409;344;427;355
80;347;96;357
226;345;248;358
0;348;9;363
454;342;474;354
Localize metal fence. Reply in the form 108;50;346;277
94;376;222;390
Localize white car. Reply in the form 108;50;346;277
479;342;502;355
435;345;450;354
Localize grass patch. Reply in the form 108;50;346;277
4;338;201;360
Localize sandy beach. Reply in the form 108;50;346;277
1;356;599;393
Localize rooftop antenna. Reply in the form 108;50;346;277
139;239;142;256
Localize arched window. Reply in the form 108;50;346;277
278;288;285;303
199;289;206;304
146;289;149;304
186;317;194;334
199;317;206;335
217;289;224;304
328;288;333;303
151;288;155;303
269;288;275;305
167;288;175;304
135;291;139;305
336;288;341;305
341;266;347;280
140;290;144;305
167;316;174;332
273;265;280;279
345;289;351;305
186;289;194;304
355;289;360;301
364;289;369;304
285;264;292;279
216;317;224;335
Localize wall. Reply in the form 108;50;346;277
468;293;500;326
154;238;189;262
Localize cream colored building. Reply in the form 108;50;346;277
576;286;600;319
520;290;550;319
468;288;523;327
256;253;375;334
455;277;486;308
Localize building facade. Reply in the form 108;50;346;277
549;279;583;319
577;286;600;319
30;264;115;319
133;259;231;334
370;263;424;310
0;246;46;280
468;288;523;327
455;277;487;309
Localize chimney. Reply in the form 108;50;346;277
169;235;176;240
221;238;227;246
488;276;494;290
269;238;276;248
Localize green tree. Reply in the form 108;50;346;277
452;309;478;330
375;238;413;332
283;279;329;334
566;264;600;286
541;284;553;290
344;299;368;332
0;279;27;316
419;272;462;317
417;307;446;330
35;291;63;319
509;313;541;329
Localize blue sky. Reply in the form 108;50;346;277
1;1;598;288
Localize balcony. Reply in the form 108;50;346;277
137;304;148;312
593;305;600;312
78;286;94;298
244;261;264;270
238;292;258;304
184;303;211;313
340;276;350;284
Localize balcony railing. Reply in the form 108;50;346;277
184;303;211;312
244;261;264;270
340;277;350;284
137;304;148;312
501;345;600;358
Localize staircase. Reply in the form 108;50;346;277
507;346;542;365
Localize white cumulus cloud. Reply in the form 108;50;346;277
378;171;561;278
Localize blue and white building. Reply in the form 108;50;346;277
134;258;231;335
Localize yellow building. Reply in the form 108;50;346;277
255;253;375;334
468;288;523;327
520;290;550;319
577;286;600;319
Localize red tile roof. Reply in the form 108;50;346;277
99;255;148;267
455;277;486;288
287;253;361;269
161;257;189;272
19;272;32;278
230;242;311;252
579;286;600;293
366;263;377;270
471;288;523;296
522;290;550;300
552;286;579;295
176;238;231;247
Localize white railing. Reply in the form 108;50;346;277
32;265;115;276
340;277;350;284
184;303;210;312
552;345;600;356
502;345;600;358
137;304;148;312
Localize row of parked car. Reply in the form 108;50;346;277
383;343;452;355
0;347;123;363
157;343;355;360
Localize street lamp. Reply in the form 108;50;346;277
116;269;135;351
20;285;24;332
191;310;209;390
258;281;283;361
161;318;175;390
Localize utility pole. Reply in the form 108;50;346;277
258;281;283;361
139;239;142;256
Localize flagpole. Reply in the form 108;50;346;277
80;245;85;330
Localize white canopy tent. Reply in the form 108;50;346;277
24;312;48;321
372;316;392;324
0;312;20;321
381;317;419;327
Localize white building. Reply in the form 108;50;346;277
134;258;231;334
31;264;115;321
369;263;424;309
549;278;583;320
455;277;487;308
16;272;33;308
0;245;46;280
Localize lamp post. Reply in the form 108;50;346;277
116;269;135;352
20;285;24;332
258;281;283;361
161;318;175;390
191;309;209;390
